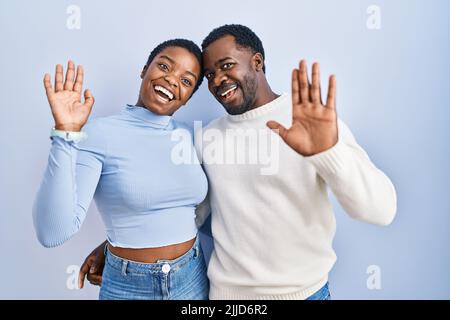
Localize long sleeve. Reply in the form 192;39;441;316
32;121;107;247
306;119;397;226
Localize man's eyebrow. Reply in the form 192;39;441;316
203;57;234;74
160;55;197;81
216;57;233;66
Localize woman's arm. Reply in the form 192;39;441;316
32;61;105;247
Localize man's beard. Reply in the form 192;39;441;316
223;73;257;115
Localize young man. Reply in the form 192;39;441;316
80;25;396;300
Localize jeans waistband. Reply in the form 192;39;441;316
105;236;201;275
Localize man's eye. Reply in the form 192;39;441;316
159;64;169;71
182;78;192;86
223;63;233;69
205;73;214;80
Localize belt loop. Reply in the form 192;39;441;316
121;260;128;276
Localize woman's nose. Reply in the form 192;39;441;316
164;75;178;87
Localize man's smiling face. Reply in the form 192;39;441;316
202;35;259;115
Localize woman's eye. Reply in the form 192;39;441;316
159;64;169;71
182;78;192;86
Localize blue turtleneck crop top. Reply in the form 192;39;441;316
33;105;208;248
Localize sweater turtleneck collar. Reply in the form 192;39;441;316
226;94;288;122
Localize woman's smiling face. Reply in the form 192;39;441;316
138;46;201;116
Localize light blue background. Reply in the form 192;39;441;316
1;0;449;299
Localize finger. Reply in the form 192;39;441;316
83;89;95;109
326;75;337;109
87;274;102;286
311;63;321;104
64;60;75;91
299;60;310;104
55;64;64;92
78;271;85;289
267;121;289;141
73;65;84;93
291;69;300;105
78;260;91;289
43;73;54;98
90;259;97;274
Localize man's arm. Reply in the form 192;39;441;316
267;59;396;226
306;119;397;225
78;240;107;288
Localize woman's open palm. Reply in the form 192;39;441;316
43;60;94;132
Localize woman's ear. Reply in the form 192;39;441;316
140;65;148;79
253;53;264;72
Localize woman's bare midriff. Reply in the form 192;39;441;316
108;237;196;263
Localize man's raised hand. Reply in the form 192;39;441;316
267;60;338;156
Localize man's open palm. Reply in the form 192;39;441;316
267;60;338;156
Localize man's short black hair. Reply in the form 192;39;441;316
146;39;204;94
202;24;266;73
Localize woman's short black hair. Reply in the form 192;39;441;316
146;39;204;94
201;24;266;73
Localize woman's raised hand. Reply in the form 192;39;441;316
43;61;94;132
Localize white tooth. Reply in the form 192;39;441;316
221;86;237;97
155;86;174;100
162;88;173;100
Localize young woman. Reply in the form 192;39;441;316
33;39;210;300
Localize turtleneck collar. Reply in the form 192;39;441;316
123;104;173;129
226;94;289;122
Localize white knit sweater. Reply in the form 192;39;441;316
195;93;397;300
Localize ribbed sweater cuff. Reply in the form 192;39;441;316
305;139;350;178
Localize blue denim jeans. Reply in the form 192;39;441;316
306;282;331;300
99;236;209;300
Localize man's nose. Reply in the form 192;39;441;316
212;71;228;89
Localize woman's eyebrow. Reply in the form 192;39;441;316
159;55;175;64
185;70;198;81
160;55;197;81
